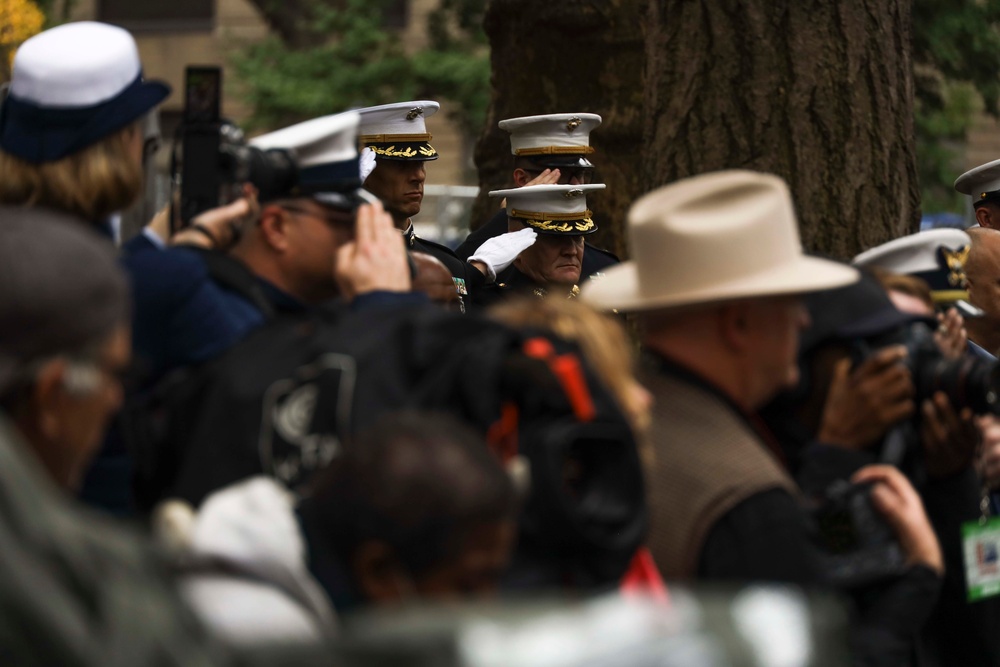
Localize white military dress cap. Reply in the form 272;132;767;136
249;111;365;207
499;113;601;169
581;170;858;312
0;21;170;163
852;228;971;303
490;183;605;236
355;100;439;161
955;158;1000;205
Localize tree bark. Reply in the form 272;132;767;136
473;0;648;258
477;0;919;260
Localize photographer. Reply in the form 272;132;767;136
761;268;1000;667
583;171;941;666
125;111;414;384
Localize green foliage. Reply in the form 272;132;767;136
913;0;1000;213
29;0;74;27
231;0;490;137
915;77;982;213
913;0;1000;113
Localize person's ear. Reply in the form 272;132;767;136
976;206;996;229
512;168;532;187
718;301;752;352
258;205;291;252
353;541;412;603
30;358;69;441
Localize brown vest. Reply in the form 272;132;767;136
642;367;797;579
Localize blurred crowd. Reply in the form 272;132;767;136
4;19;1000;667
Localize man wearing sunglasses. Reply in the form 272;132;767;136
126;111;412;387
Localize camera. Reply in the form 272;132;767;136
172;66;298;231
810;480;906;588
854;320;1000;416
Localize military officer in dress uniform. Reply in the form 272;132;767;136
955;158;1000;230
474;183;606;307
356;101;533;312
455;113;619;278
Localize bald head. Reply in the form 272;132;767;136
966;227;1000;293
965;227;1000;354
410;252;460;311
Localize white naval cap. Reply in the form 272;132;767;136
489;183;606;235
499;113;601;169
853;229;971;302
955;158;1000;205
355;100;440;161
249;111;365;207
0;21;170;163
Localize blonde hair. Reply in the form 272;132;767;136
0;124;142;222
488;296;651;436
869;267;934;310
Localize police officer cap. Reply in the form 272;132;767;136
489;183;605;236
0;21;170;164
852;229;971;303
355;100;439;161
955;158;1000;207
499;113;601;170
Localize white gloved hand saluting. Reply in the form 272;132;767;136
359;147;377;183
468;228;537;283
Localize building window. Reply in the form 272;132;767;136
383;0;409;29
97;0;214;32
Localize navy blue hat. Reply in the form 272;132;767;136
852;229;971;304
0;21;170;164
800;270;934;356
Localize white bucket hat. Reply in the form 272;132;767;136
581;170;858;312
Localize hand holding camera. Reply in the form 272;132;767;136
976;415;1000;489
818;345;915;450
921;390;978;478
852;465;944;574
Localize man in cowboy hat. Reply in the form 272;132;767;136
455;113;618;279
581;171;942;588
474;183;605;306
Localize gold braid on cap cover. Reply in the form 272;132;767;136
361;133;437;158
508;207;595;233
514;145;596;156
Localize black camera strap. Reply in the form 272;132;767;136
880;421;926;489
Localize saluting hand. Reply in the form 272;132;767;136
334;200;410;299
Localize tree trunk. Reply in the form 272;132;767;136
477;0;919;261
473;0;648;258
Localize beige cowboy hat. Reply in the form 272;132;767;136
581;170;858;312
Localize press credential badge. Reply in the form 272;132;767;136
963;517;1000;601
